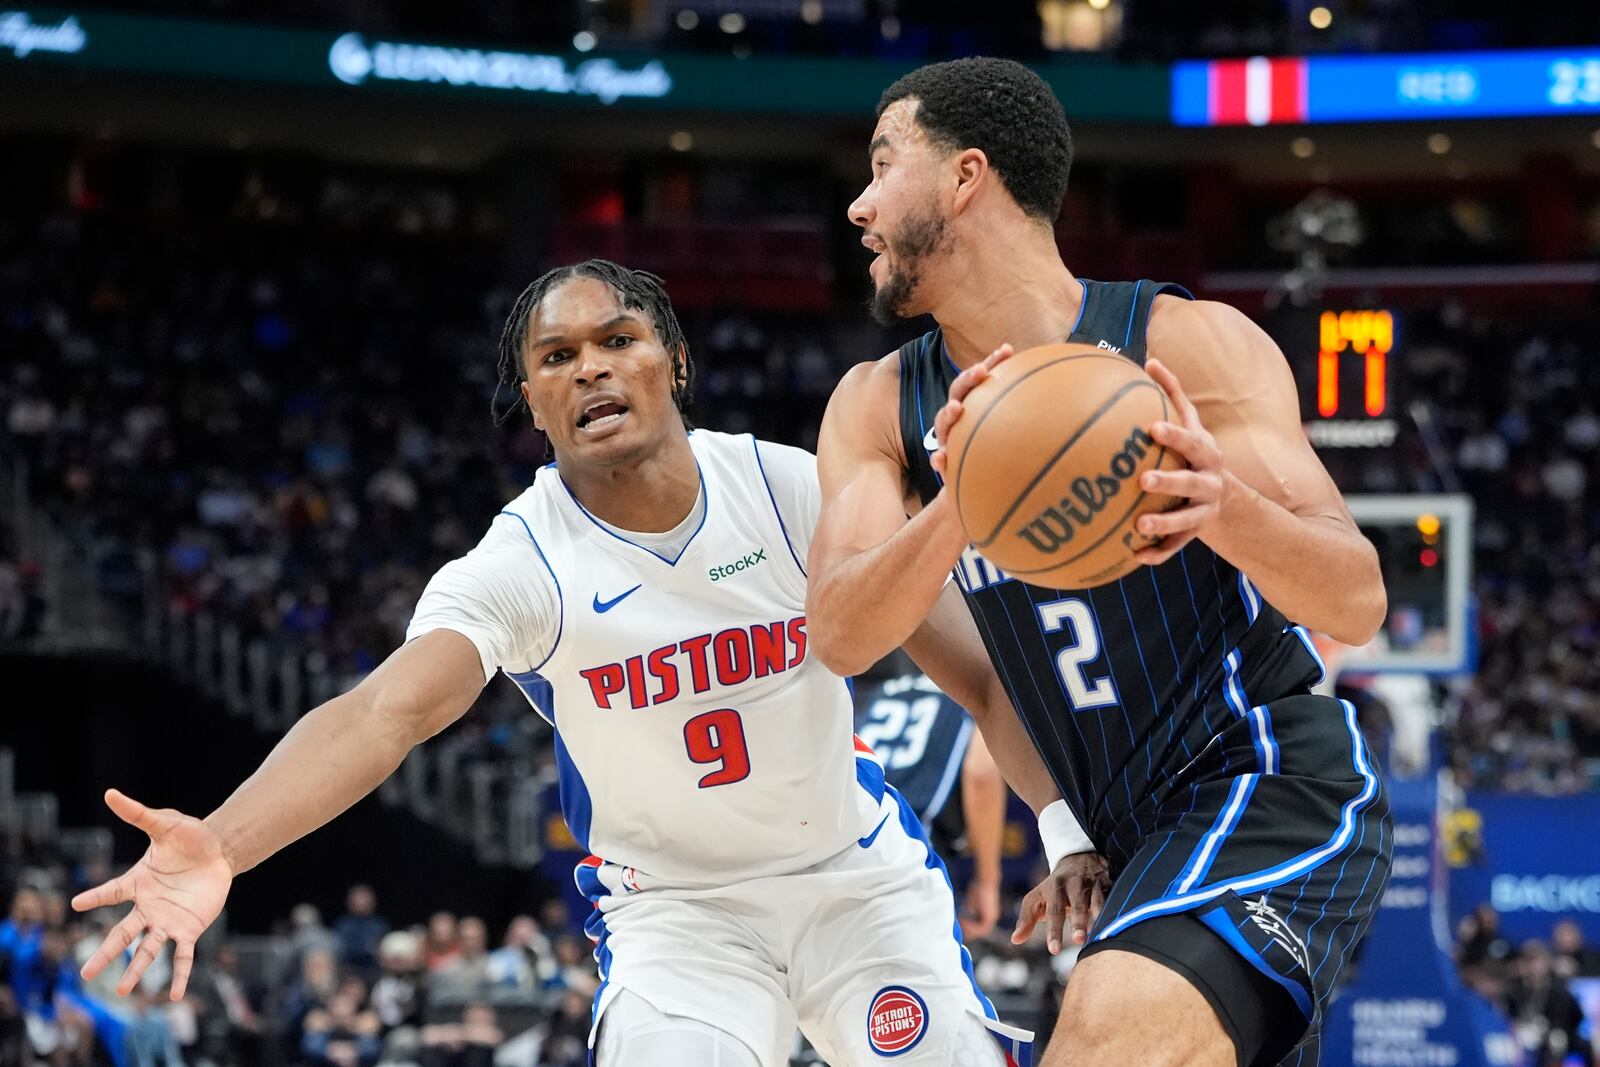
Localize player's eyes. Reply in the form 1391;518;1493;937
606;334;633;348
544;349;571;364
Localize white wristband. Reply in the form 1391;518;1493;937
1038;799;1094;869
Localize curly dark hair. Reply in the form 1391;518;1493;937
493;259;694;427
878;57;1073;223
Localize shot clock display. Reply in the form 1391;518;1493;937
1269;306;1402;449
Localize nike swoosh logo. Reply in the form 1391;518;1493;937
923;426;939;451
858;813;891;849
592;584;642;613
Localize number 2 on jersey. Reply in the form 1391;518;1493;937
1037;597;1118;710
684;708;751;788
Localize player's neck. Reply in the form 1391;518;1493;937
559;431;701;533
934;236;1081;369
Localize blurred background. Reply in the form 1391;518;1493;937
1;1;1598;1065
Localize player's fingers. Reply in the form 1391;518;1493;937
1139;469;1213;500
116;928;168;997
104;789;168;837
1064;876;1091;945
72;873;131;913
170;940;195;1002
1133;532;1198;567
930;448;947;476
81;910;144;981
1044;877;1069;954
949;365;988;404
934;398;964;441
1011;888;1043;943
1149;422;1219;470
1090;878;1108;924
982;344;1014;371
1137;504;1214;539
1145;359;1198;425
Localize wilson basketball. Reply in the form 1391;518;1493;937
944;343;1185;589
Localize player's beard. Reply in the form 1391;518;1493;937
869;199;951;325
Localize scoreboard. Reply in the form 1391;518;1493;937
1270;306;1403;450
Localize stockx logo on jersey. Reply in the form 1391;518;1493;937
709;547;766;582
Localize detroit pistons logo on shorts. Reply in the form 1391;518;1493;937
867;986;928;1056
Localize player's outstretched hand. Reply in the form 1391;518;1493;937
70;789;234;1001
1134;358;1226;566
930;344;1014;478
1011;851;1110;954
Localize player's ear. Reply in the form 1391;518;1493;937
672;342;689;396
520;381;544;431
952;147;988;215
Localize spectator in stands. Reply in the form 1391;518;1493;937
280;948;338;1049
539;992;591;1067
430;918;489;1003
368;932;424;1034
333;886;388;980
1507;940;1590;1067
423;914;460;972
287;905;340;974
300;977;381;1067
418;1003;501;1067
18;928;91;1067
1457;902;1514;971
484;916;552;992
546;937;596;998
190;945;263;1067
1553;919;1600;979
124;986;186;1067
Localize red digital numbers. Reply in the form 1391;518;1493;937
683;708;751;788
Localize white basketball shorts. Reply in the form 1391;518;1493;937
575;786;1032;1066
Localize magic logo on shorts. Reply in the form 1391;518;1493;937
867;986;928;1056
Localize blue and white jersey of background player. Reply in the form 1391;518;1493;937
852;673;973;827
403;429;882;884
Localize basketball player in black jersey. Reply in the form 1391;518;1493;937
808;58;1393;1067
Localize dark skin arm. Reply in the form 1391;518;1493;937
811;353;1111;950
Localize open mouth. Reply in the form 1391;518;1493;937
577;400;629;430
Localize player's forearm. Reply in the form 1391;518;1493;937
203;688;414;876
961;756;1006;888
808;493;970;677
1203;471;1386;646
970;679;1062;817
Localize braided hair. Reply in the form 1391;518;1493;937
493;259;694;426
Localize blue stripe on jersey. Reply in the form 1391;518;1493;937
1172;773;1258;895
1123;280;1143;351
506;670;555;726
557;449;711;566
886;785;997;1022
856;755;887;804
1070;278;1089;334
573;861;616;1046
498;509;564;670
750;437;807;576
1236;572;1262;625
1094;699;1380;940
1288;625;1328;685
554;730;594;850
923;716;973;825
1197;909;1314;1019
1223;650;1278;776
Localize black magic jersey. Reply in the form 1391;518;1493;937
897;279;1331;869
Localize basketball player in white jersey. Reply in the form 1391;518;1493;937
69;260;1064;1066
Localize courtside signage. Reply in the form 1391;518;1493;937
326;31;670;103
0;8;1168;120
0;10;83;57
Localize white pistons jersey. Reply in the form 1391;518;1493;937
405;430;884;885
